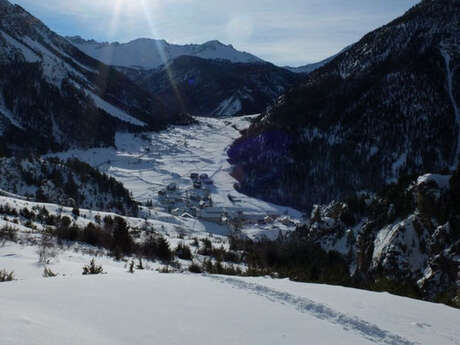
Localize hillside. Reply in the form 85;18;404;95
120;56;301;116
0;157;138;215
292;168;460;307
0;0;189;155
229;0;460;210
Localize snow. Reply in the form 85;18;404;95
286;45;352;74
0;30;40;63
21;36;88;87
392;152;408;177
1;241;459;345
87;92;147;127
0;95;23;130
68;37;263;69
214;95;243;116
416;173;451;189
47;116;302;239
372;216;429;275
441;49;460;169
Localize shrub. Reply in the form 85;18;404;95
158;266;173;273
157;236;172;262
111;217;134;255
0;269;14;282
188;262;202;273
37;235;57;264
136;258;144;270
128;260;135;273
72;207;80;218
175;243;193;261
0;225;17;242
43;267;57;278
82;259;104;275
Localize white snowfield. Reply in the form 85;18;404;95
1;242;459;345
50;115;302;239
88;91;147;127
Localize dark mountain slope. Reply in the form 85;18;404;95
229;0;460;211
119;56;302;116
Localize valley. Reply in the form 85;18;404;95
48;115;303;239
0;0;459;344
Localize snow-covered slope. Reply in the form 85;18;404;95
0;157;138;215
1;240;459;345
285;45;352;74
0;0;184;154
67;36;264;69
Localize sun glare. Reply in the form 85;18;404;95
109;0;123;39
140;0;185;112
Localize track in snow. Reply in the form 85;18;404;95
209;276;418;345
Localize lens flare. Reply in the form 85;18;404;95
140;0;185;114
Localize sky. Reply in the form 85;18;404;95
11;0;420;66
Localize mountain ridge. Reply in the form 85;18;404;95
67;35;264;70
229;0;460;210
118;55;302;116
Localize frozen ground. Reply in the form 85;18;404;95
49;116;302;239
1;241;459;345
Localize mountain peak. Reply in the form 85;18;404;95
67;36;264;69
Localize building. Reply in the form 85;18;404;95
198;207;225;224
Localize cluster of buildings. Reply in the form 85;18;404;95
158;173;228;224
156;172;299;231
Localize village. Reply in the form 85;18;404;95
153;171;299;236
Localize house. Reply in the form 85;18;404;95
181;212;194;219
188;191;201;201
167;183;177;191
198;207;225;224
171;208;181;216
200;173;209;180
193;181;202;189
202;177;213;185
190;173;199;180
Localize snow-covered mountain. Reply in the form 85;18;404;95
0;0;190;155
67;36;264;70
118;56;301;116
67;37;296;116
229;0;460;210
285;45;352;74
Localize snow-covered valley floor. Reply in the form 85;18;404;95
1;241;460;345
49;115;303;239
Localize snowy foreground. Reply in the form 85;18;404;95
1;242;460;345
